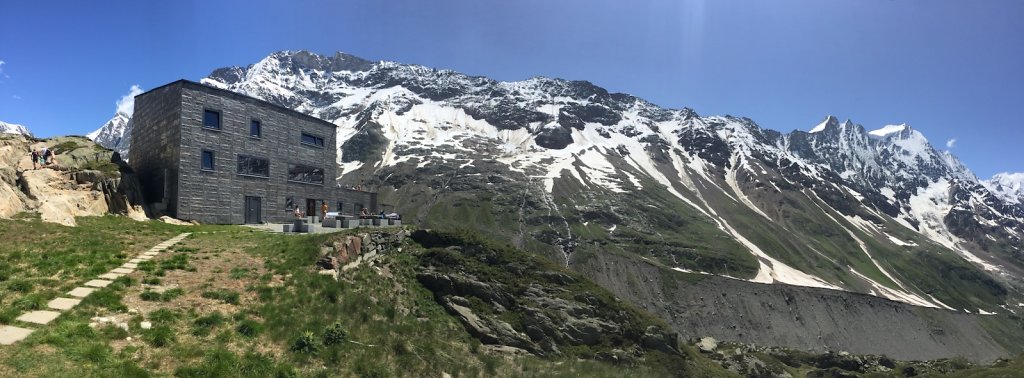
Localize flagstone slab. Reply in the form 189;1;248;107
48;298;81;311
122;263;138;269
111;268;133;274
67;287;96;298
0;325;34;345
129;258;143;263
99;273;123;280
84;279;113;288
138;256;154;261
17;310;61;325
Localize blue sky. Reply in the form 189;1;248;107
0;0;1021;177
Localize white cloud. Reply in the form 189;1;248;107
12;94;21;100
945;138;957;148
0;60;7;79
115;84;144;115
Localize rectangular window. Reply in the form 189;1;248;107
354;203;363;215
201;150;215;171
301;132;325;148
237;155;269;177
284;197;294;211
337;202;344;213
250;120;261;138
287;164;324;185
203;110;221;130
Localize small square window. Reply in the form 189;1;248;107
203;110;221;130
201;150;215;171
250;120;261;138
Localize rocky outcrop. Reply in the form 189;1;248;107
0;134;149;225
20;168;110;226
415;257;683;359
408;229;687;363
0;167;32;219
577;251;1024;363
317;229;689;363
441;295;538;353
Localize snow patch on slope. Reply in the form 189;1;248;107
900;179;1004;273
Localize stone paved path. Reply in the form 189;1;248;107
0;232;191;346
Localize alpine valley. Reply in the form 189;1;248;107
90;50;1024;362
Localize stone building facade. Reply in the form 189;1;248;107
129;80;376;224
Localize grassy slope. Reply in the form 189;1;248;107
0;215;734;377
0;214;187;324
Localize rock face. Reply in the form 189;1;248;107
0;134;148;225
577;251;1024;363
321;229;689;362
20;168;110;226
0;166;31;218
409;229;683;361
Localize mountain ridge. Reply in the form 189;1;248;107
89;50;1024;316
0;120;32;137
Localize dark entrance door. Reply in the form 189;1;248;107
306;199;317;219
244;196;262;224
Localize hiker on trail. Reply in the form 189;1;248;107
43;148;54;166
320;201;328;219
30;150;39;169
39;146;49;166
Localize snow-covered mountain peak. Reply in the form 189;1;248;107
868;124;909;138
984;172;1024;204
0;120;32;137
87;111;132;156
809;115;839;133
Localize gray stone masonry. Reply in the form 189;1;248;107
130;80;377;224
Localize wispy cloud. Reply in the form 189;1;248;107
115;85;144;115
12;94;21;100
0;60;8;79
946;138;957;148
